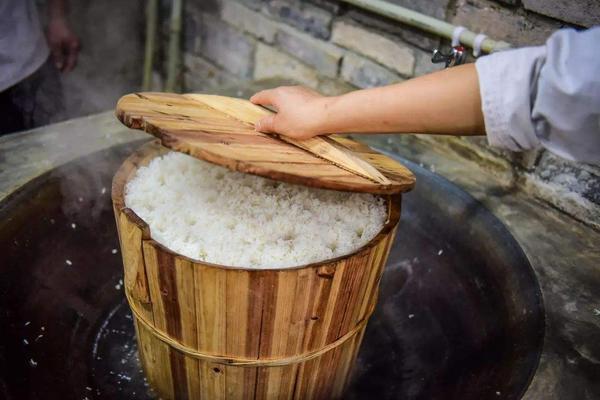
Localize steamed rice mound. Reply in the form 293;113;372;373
125;152;387;269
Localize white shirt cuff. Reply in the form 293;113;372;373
475;46;546;152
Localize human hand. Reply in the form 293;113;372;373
250;86;329;140
47;18;80;72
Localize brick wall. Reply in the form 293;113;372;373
158;0;600;228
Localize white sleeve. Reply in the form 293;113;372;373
475;27;600;163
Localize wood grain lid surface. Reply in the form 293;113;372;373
115;92;415;194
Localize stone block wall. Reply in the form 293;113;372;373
157;0;600;229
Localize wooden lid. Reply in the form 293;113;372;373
115;92;415;194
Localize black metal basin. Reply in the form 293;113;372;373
0;141;544;400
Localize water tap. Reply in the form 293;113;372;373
431;46;467;68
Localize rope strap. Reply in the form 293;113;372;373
126;290;377;368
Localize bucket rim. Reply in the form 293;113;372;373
112;140;402;272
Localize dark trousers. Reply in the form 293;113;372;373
0;57;64;136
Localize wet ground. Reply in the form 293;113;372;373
0;142;544;400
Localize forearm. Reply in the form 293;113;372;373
317;63;484;136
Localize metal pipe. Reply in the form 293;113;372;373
339;0;512;53
165;0;183;92
142;0;159;91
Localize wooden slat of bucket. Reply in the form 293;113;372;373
320;266;364;399
331;326;366;397
280;268;317;398
334;229;398;396
329;252;371;342
224;270;255;398
133;320;153;386
351;245;383;327
112;209;149;306
142;242;176;399
360;224;397;320
254;270;300;399
112;144;156;306
194;264;227;399
304;263;349;398
272;268;314;399
246;271;274;399
278;271;304;398
116;210;151;304
344;326;369;391
159;250;190;400
135;322;162;394
319;255;371;397
316;341;353;399
333;225;398;398
292;265;338;399
174;258;202;399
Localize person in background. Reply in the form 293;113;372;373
251;27;600;164
0;0;79;135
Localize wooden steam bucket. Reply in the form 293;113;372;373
113;93;415;399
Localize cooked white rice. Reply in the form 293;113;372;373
124;152;387;269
